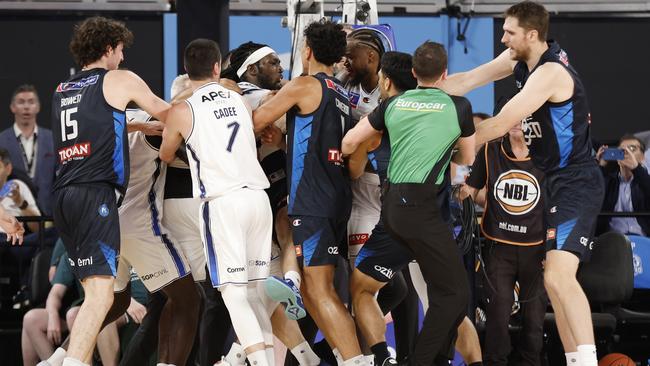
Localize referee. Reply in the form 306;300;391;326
343;41;476;366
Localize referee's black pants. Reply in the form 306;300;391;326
383;183;469;366
483;242;546;366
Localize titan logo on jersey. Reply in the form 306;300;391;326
328;149;343;165
493;169;541;215
546;228;556;240
56;75;99;92
58;142;91;164
349;233;369;245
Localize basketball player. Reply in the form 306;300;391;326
440;2;603;365
159;38;275;366
252;21;367;365
49;17;169;366
222;41;321;366
113;107;201;366
342;28;385;268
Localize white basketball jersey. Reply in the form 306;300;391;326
238;81;287;161
119;109;166;235
345;81;381;122
185;82;269;199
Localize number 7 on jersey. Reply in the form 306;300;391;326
226;121;240;152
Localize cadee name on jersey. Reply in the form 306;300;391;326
61;94;82;107
213;106;238;119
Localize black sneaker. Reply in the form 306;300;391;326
381;357;398;366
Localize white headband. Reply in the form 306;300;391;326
236;46;276;78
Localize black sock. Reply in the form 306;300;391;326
468;362;483;366
370;342;391;365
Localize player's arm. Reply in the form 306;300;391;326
159;102;190;163
348;135;380;180
45;283;67;345
450;95;476;165
105;70;171;122
453;136;476;166
342;116;381;156
252;77;312;132
440;50;515;96
475;63;559;147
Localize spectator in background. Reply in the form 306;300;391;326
597;134;650;236
633;130;650;168
0;85;55;215
0;148;41;234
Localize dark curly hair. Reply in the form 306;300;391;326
69;17;134;67
221;41;267;82
304;20;346;66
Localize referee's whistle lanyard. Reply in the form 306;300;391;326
16;133;37;174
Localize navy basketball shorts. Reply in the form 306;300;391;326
291;215;347;267
544;164;604;261
355;219;414;282
53;184;120;280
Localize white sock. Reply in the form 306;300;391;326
248;349;270;366
226;342;247;366
62;358;89;366
47;347;67;366
565;352;580;365
290;341;321;366
577;345;597;366
265;346;275;366
333;348;344;366
284;271;301;288
343;354;368;366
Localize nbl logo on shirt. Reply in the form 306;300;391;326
493;169;541;215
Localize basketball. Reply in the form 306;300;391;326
599;353;635;366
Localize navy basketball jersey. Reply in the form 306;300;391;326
367;133;390;184
286;73;352;217
51;69;129;193
514;41;593;172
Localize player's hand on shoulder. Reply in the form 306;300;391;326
141;120;165;136
220;78;242;94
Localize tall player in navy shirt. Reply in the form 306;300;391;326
441;2;603;366
49;17;169;366
253;21;368;366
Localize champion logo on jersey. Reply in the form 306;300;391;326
292;219;302;227
56;75;99;92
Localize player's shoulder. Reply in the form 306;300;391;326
534;61;568;79
447;93;471;109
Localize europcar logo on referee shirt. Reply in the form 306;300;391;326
493;169;540;215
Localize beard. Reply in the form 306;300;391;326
347;67;369;86
257;73;282;91
510;46;531;62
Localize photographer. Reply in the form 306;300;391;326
596;135;650;236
